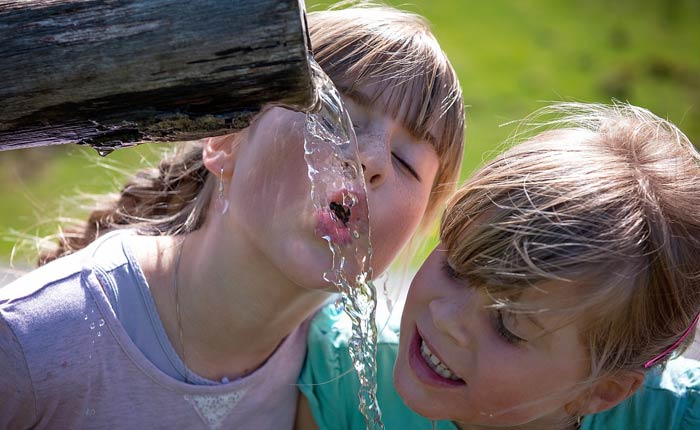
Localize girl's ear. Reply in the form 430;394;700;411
566;371;644;416
202;133;241;177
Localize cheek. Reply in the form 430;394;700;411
467;355;581;423
398;258;438;335
367;185;431;270
233;157;308;217
236;127;310;203
367;198;424;273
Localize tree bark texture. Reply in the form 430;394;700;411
0;0;314;151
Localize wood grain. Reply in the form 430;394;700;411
0;0;314;151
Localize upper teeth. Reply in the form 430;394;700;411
420;340;461;381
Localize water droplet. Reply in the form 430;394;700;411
342;161;358;180
342;192;358;208
83;314;88;320
334;296;344;312
98;319;105;327
329;209;339;222
94;147;114;157
97;331;101;337
85;408;96;416
322;272;332;283
89;322;96;329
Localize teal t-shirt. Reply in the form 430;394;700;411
299;303;700;430
581;357;700;429
298;304;456;430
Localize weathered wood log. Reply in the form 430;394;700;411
0;0;315;152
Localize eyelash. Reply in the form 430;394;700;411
392;152;420;181
442;260;526;346
495;310;526;345
441;259;460;280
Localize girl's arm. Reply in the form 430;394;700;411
295;390;320;430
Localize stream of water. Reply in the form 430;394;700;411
304;56;384;430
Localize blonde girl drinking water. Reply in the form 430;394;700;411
299;102;700;430
0;4;465;429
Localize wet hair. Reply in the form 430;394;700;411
38;2;465;265
441;102;700;379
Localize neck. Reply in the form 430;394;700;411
145;222;331;381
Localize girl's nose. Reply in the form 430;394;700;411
358;127;390;188
429;295;473;348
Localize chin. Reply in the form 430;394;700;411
395;384;444;422
283;259;334;291
276;239;338;289
394;360;428;416
394;350;458;422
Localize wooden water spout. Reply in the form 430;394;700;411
0;0;315;151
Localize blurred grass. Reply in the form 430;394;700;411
1;0;699;266
0;144;172;267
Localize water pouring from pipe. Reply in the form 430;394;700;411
304;56;384;430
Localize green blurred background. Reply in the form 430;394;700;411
1;0;699;268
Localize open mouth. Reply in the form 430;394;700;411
409;329;466;387
420;339;462;381
314;191;359;246
329;201;351;226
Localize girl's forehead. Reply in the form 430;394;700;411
498;276;585;304
503;280;590;333
338;80;440;145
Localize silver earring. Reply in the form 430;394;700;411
218;166;229;215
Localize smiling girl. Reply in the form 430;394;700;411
298;102;700;430
0;4;464;429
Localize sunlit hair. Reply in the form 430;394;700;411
36;2;464;264
441;102;700;384
309;2;465;225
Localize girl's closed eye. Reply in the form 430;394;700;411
494;309;527;345
392;152;421;181
441;258;461;281
440;257;526;344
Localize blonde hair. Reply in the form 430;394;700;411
38;3;464;264
441;102;700;379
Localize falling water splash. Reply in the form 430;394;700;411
304;56;384;430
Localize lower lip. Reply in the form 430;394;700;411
315;210;352;246
408;328;466;388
